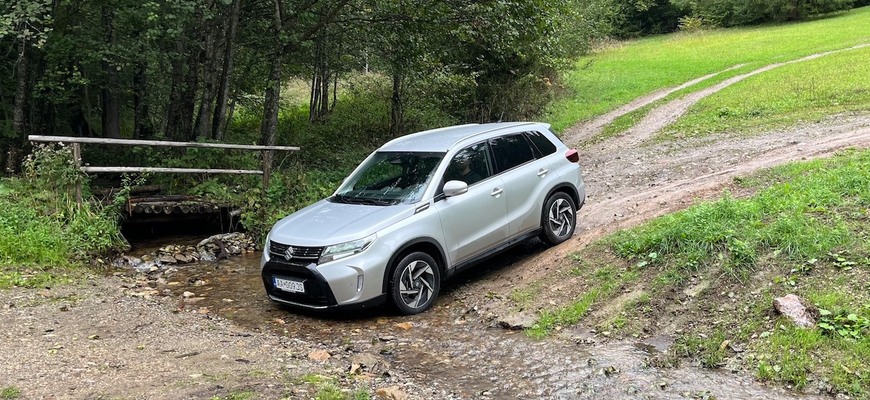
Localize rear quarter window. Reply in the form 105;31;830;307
489;134;536;172
524;131;557;157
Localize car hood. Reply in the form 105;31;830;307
268;199;415;246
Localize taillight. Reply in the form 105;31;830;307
565;149;580;163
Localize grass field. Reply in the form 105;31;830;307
529;149;870;396
663;45;870;138
546;6;870;133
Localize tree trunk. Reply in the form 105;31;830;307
101;5;121;138
10;39;31;174
309;39;322;122
260;0;286;190
194;30;217;140
166;41;186;140
390;72;403;136
133;61;153;139
179;45;201;141
212;0;240;141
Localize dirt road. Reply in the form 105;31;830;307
2;54;869;399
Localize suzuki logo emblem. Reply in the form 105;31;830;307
284;246;295;261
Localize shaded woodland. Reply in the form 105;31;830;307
1;0;863;174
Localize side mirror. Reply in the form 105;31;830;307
443;180;468;197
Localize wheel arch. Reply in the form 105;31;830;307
381;238;447;293
543;183;580;214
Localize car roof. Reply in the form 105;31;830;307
378;122;545;152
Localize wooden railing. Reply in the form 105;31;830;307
28;135;299;204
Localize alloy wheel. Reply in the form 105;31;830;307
548;198;575;238
398;260;435;310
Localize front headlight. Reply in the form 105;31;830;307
319;233;377;264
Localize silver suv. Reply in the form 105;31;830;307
261;122;585;314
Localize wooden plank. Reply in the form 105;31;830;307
29;135;300;152
81;166;263;174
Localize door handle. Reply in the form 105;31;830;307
537;168;549;177
490;188;504;197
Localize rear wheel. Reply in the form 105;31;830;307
540;192;576;245
389;252;441;315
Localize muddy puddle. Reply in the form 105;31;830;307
132;243;816;400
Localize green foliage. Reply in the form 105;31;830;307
818;309;870;339
610;150;870;282
0;144;127;287
0;386;20;400
526;266;639;338
209;391;254;400
675;0;856;28
673;330;729;368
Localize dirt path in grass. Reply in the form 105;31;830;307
3;53;870;399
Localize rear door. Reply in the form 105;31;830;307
489;132;552;237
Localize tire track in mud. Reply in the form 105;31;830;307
613;43;870;147
560;63;746;144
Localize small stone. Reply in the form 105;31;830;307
394;322;413;330
182;291;195;298
375;386;406;400
308;350;331;362
497;312;537;330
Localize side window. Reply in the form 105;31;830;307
444;142;491;186
489;134;535;173
525;131;557;158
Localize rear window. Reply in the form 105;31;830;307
489;134;535;172
524;131;557;157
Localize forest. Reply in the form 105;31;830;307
1;0;866;244
3;0;865;172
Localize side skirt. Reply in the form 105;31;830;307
445;228;541;279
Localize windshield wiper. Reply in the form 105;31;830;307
332;194;394;206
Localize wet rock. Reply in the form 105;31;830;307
350;352;386;374
375;386;406;400
773;294;815;328
308;350;331;362
394;322;413;330
497;312;536;330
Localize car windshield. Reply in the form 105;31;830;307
332;151;445;205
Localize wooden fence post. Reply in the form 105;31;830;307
72;142;83;206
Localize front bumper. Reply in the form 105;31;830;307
260;245;389;311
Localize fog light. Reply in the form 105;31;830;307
356;275;364;293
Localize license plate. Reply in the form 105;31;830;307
273;277;305;293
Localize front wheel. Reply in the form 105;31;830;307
540;192;577;245
389;252;441;315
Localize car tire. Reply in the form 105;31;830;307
540;192;576;245
389;252;441;315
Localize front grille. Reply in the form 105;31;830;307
262;261;335;307
269;241;323;263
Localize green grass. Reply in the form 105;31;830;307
665;45;870;138
296;374;370;400
210;391;255;400
601;149;870;397
526;264;640;338
546;6;870;133
0;146;127;288
610;149;870;280
0;387;20;400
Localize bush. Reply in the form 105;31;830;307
0;144;128;287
